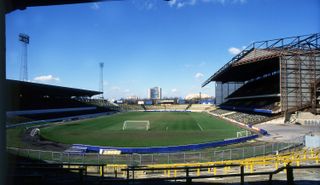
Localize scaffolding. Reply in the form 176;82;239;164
203;33;320;114
280;34;320;114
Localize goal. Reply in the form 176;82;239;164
122;120;150;131
236;130;251;138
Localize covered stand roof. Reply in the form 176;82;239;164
211;50;280;83
202;33;320;86
6;79;101;97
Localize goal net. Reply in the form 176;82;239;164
236;130;251;138
122;120;150;131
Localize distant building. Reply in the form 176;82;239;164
156;99;176;104
148;87;162;100
185;93;211;100
127;96;139;100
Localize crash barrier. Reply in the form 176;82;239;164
73;135;259;154
11;148;320;185
7;142;302;165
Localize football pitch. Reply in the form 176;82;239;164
40;112;243;147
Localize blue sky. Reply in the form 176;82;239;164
5;0;320;100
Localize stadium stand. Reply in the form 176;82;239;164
217;73;281;116
224;112;271;125
9;97;91;110
5;79;113;124
210;108;232;115
77;98;120;111
206;70;281;124
203;33;320;119
227;73;280;99
220;98;280;112
144;105;165;110
144;104;189;111
118;104;145;111
187;104;213;111
166;104;189;110
210;108;271;124
8;147;320;184
316;78;320;114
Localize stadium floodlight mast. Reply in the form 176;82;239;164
99;62;104;99
19;33;29;82
0;1;173;184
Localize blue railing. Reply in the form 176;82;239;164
73;135;259;154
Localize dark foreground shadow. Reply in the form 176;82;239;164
6;153;320;185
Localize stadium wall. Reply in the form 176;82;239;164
73;134;259;154
215;82;243;105
144;110;191;112
6;107;97;116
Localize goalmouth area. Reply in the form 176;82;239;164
40;112;249;149
122;120;150;131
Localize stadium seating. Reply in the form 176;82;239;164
210;108;271;124
6;97;116;124
144;104;189;111
217;74;281;118
221;98;280;112
77;98;120;111
187;104;213;111
167;104;189;110
9;97;90;111
227;74;280;98
210;109;233;115
224;112;271;124
144;105;165;110
118;104;145;111
6;108;112;124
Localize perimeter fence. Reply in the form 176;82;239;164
7;141;303;166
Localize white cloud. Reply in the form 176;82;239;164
184;62;206;69
177;2;185;8
90;3;100;10
169;0;177;7
194;72;204;79
145;2;154;10
198;61;206;67
33;75;60;82
171;88;178;93
168;0;247;8
132;0;158;10
111;86;120;91
103;81;109;86
124;89;130;93
228;47;241;55
184;64;193;68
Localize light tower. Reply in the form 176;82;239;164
99;62;104;99
19;33;29;81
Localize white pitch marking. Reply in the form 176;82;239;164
197;122;203;131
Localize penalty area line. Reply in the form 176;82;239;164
197;122;203;131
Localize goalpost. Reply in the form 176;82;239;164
236;130;251;138
122;120;150;131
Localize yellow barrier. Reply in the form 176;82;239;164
100;148;320;178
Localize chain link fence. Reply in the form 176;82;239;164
7;141;303;166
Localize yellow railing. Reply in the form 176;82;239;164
64;148;319;178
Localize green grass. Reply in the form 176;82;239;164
6;126;26;148
6;122;49;148
40;112;242;147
